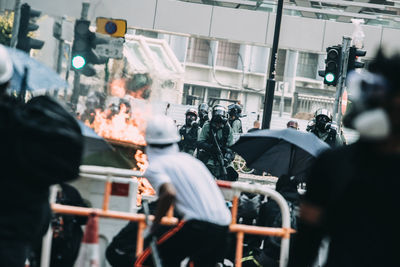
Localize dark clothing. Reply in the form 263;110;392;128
247;128;260;133
31;183;88;267
288;141;400;267
178;124;199;155
0;96;83;267
135;220;229;267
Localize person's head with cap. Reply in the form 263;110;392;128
0;45;13;96
145;114;180;148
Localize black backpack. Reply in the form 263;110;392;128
14;96;84;185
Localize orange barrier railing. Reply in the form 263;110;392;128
48;165;294;267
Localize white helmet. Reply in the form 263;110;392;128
0;45;13;85
145;114;180;145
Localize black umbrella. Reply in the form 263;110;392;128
231;128;330;179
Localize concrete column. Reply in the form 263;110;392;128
283;50;299;94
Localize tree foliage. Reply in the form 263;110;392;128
0;11;14;46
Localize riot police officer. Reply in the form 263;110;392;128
306;108;344;147
197;105;236;180
178;108;200;156
228;103;243;134
198;103;210;128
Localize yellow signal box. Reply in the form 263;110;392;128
96;17;127;38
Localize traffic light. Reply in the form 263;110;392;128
71;19;108;77
347;46;366;73
16;3;45;53
323;46;341;86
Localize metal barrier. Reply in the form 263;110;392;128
48;165;294;267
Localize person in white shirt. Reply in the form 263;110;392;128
135;114;231;267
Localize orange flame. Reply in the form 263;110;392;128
86;104;146;146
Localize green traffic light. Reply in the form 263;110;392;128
72;55;86;70
325;73;335;83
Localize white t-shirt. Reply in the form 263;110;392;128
144;144;231;226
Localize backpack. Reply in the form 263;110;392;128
14;96;84;185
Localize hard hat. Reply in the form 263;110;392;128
145;115;180;145
0;45;13;85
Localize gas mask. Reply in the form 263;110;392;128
315;115;331;132
185;114;197;126
344;71;392;140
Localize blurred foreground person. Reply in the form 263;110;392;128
134;115;231;266
288;49;400;267
0;45;84;267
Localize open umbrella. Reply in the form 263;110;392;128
78;121;134;169
5;46;68;92
231;128;330;179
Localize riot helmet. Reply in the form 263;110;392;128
228;103;242;119
185;108;198;126
198;103;209;120
211;104;228;126
314;108;332;132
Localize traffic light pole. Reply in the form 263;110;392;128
10;0;21;48
261;0;284;129
333;36;351;132
71;2;90;110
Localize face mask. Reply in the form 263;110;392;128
353;108;391;140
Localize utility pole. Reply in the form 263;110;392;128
10;0;21;48
333;36;352;133
70;2;90;111
262;0;284;129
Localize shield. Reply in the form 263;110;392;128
5;46;68;92
78;121;134;169
231;128;330;179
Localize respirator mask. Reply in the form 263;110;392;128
344;71;392;140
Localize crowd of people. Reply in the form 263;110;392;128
2;39;400;267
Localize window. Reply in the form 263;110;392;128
207;88;221;105
229;91;239;100
216;41;240;69
186;38;210;65
297;52;319;79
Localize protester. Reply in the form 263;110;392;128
134;114;231;266
0;44;84;267
288;49;400;267
30;183;88;267
247;120;261;133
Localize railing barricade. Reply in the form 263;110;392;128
47;165;294;267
